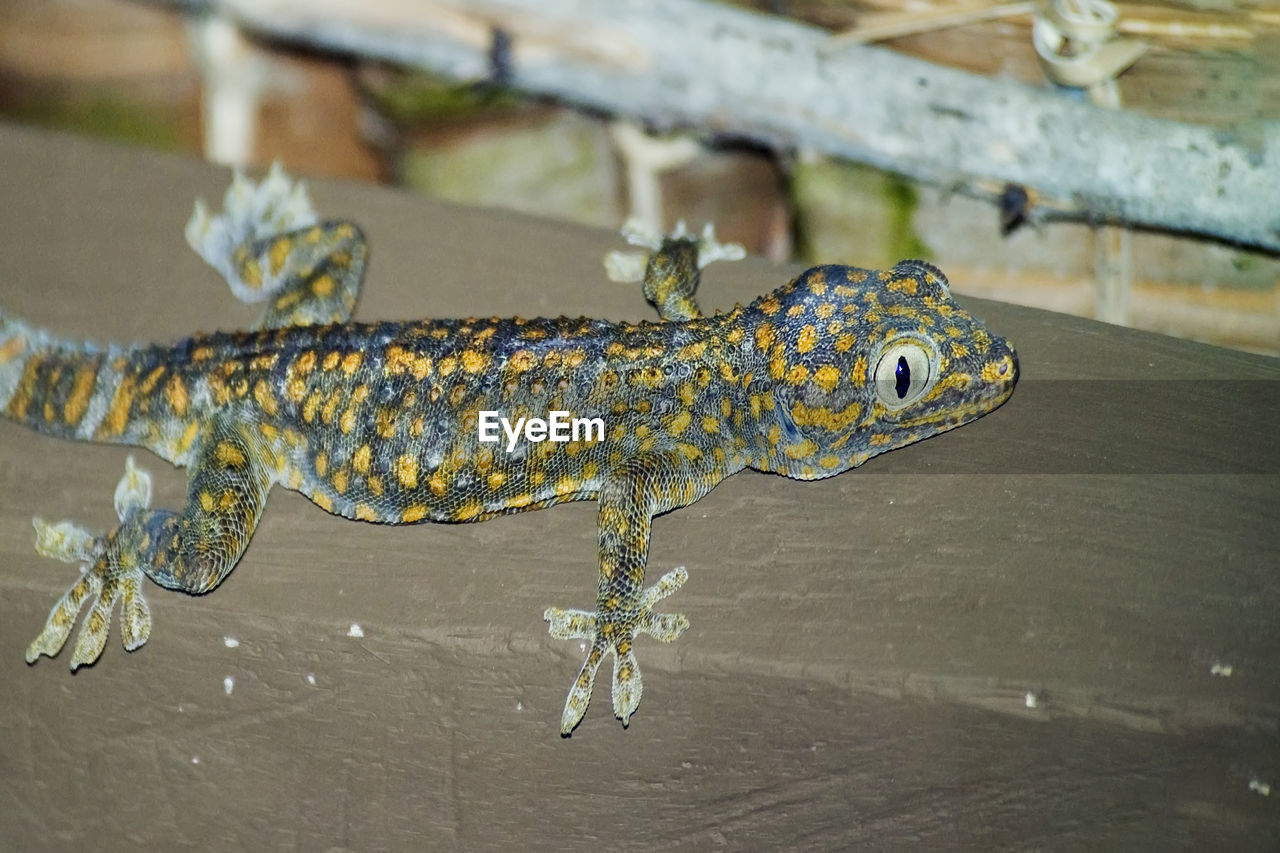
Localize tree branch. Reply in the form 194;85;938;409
187;0;1277;252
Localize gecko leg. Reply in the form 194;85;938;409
185;162;368;329
604;220;745;321
543;457;694;734
26;419;273;668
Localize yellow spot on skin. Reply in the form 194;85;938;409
397;454;419;490
402;504;427;523
254;380;278;416
268;236;291;275
353;445;371;475
375;406;397;438
165;375;189;416
755;322;775;350
274;290;300;312
314;451;328;478
100;374;137;437
312;492;334;512
819;455;841;469
138;365;166;395
367;475;384;496
332;470;348;494
311;274;335;297
554;477;578;496
702;415;720;434
250;353;278;372
178;420;200;455
870;434;892;446
677;443;703;461
797;325;817;354
62;363;97;425
321;389;342;424
813;364;840;393
199;491;215;512
950;341;970;359
786;364;809;385
769;350;787;380
759;293;781;315
666;410;691;435
454;501;483;521
791;400;861;431
384;345;431;380
323;351;341;371
678;341;706;360
487;471;507;491
302;390;323;423
215;440;247;469
890;276;919;295
461;350;487;373
341;352;362;375
853;354;868;379
509;350;535;372
241;257;263;289
784;439;818;459
340;408;356;434
355;504;378;522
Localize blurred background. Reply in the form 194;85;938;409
1;0;1276;353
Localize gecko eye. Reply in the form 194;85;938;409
873;341;933;409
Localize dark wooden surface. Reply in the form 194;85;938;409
1;125;1277;850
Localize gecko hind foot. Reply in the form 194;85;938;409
25;456;155;669
543;565;690;735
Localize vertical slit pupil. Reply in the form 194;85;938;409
895;355;910;399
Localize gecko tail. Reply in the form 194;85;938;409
0;306;131;441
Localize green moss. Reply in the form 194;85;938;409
365;70;520;125
792;159;931;267
12;91;180;150
883;174;931;262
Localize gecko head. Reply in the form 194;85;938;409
746;261;1018;480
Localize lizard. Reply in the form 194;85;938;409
0;165;1018;735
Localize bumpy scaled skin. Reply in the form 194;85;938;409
0;166;1018;734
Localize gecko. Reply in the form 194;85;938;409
0;166;1017;734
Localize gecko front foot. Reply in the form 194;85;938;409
26;457;155;669
543;566;690;735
